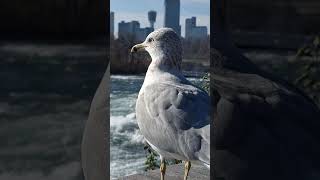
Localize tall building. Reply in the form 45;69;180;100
185;17;196;38
110;11;114;37
164;0;181;36
148;11;157;30
185;17;208;40
118;21;140;39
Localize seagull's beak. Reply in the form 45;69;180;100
131;43;147;53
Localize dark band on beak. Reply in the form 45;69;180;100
131;44;146;53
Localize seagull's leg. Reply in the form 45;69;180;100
160;156;166;180
184;161;191;180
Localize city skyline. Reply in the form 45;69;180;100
110;0;210;38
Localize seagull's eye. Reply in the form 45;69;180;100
148;38;154;43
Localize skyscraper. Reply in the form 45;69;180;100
185;17;208;40
118;21;140;39
185;17;196;38
148;11;157;30
110;12;114;36
164;0;181;36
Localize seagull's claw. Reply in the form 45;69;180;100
160;160;166;180
184;161;191;180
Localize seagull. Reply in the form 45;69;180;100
131;28;210;180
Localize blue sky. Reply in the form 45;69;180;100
110;0;210;38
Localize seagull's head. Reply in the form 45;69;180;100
131;28;182;70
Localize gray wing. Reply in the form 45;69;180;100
136;83;210;164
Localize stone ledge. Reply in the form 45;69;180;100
120;164;210;180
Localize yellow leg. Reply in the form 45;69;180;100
184;161;191;180
160;158;166;180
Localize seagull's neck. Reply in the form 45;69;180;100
149;52;181;70
148;59;179;72
140;56;186;91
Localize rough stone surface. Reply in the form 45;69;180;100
120;164;210;180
